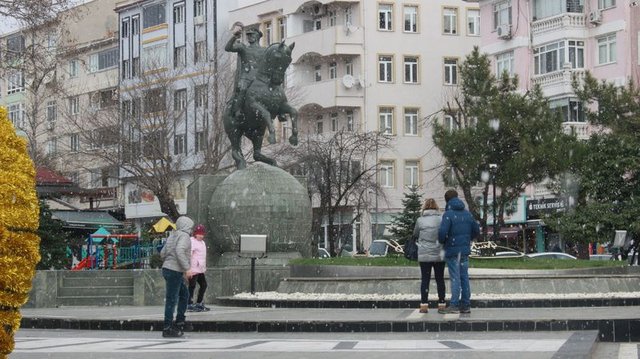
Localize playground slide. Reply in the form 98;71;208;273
71;256;93;271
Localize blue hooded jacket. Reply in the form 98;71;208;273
438;197;480;258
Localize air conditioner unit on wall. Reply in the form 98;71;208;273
496;24;511;39
589;10;602;24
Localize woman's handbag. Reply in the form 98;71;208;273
404;235;418;261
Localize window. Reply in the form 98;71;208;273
534;0;584;18
534;40;584;75
278;17;286;41
598;0;616;9
346;110;354;131
404;5;418;32
314;18;322;31
69;59;79;77
316;118;324;134
378;55;393;82
568;40;585;68
331;113;338;131
69;96;79;115
598;34;616;65
143;131;167;158
493;1;512;29
404;160;420;187
404;56;418;83
122;59;130;79
444;58;458;85
404;108;418;135
329;62;337;79
444;114;460;131
195;85;207;108
329;10;337;26
5;34;25;61
143;45;168;70
70;133;80;152
195;41;206;63
47;137;58;155
496;51;514;77
132;57;140;77
195;130;206;152
8;103;24;129
314;64;322;82
379;4;393;31
94;89;117;109
173;134;186;155
46;101;57;129
89;48;119;72
173;3;185;24
144;88;166;113
345;6;353;25
551;98;585;122
174;46;186;68
194;0;204;17
379;160;395;188
122;19;130;38
443;7;458;35
264;21;272;46
143;3;165;28
379;107;394;135
345;59;353;76
174;89;187;113
7;72;24;94
132;16;140;35
467;9;480;36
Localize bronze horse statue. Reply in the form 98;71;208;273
223;41;298;170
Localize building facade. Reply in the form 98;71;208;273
228;0;480;249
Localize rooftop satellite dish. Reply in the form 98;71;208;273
342;74;355;88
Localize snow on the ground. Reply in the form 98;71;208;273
233;291;640;301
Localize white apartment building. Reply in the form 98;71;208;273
228;0;480;248
115;0;236;228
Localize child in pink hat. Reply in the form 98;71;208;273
187;224;210;312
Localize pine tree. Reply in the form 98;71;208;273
389;186;423;244
37;201;72;270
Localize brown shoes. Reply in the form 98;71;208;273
419;303;429;313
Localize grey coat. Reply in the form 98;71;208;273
413;209;444;262
161;216;194;272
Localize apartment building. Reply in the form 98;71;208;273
228;0;480;248
114;0;235;227
0;0;123;217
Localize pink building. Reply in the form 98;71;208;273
474;0;640;140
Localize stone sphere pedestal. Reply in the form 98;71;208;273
201;162;312;259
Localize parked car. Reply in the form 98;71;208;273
317;248;331;258
368;239;404;257
495;250;525;258
589;254;616;261
526;252;577;260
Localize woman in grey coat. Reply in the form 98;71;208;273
412;198;446;313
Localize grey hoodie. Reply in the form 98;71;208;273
413;209;443;262
161;216;194;272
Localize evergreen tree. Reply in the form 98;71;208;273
37;200;72;270
389;186;423;244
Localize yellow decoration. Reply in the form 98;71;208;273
0;107;41;358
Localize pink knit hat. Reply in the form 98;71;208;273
193;224;206;236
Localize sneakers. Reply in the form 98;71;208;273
176;321;194;332
419;303;429;313
460;307;471;314
195;303;211;312
162;326;183;338
187;304;198;312
437;302;447;314
443;306;460;314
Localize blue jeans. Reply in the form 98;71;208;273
163;268;189;329
446;254;470;308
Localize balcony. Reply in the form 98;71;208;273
300;77;364;109
289;24;363;63
562;122;591;140
532;13;586;36
532;68;585;98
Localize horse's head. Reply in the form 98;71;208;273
260;41;295;86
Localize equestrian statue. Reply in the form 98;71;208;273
223;25;298;170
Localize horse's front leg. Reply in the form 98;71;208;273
280;103;298;146
251;101;276;144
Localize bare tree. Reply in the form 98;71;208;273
287;130;390;256
0;0;70;27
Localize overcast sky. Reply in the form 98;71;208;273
0;0;88;36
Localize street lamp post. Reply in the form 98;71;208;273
489;164;498;241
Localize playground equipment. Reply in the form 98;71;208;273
72;227;155;270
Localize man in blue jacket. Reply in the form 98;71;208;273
438;190;480;314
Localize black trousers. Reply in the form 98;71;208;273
419;261;446;304
188;273;208;304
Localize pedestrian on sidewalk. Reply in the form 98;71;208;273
438;190;480;314
413;198;446;314
187;224;210;312
161;216;194;337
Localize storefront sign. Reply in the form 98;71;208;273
526;198;566;219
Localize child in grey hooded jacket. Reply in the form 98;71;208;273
161;216;193;337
